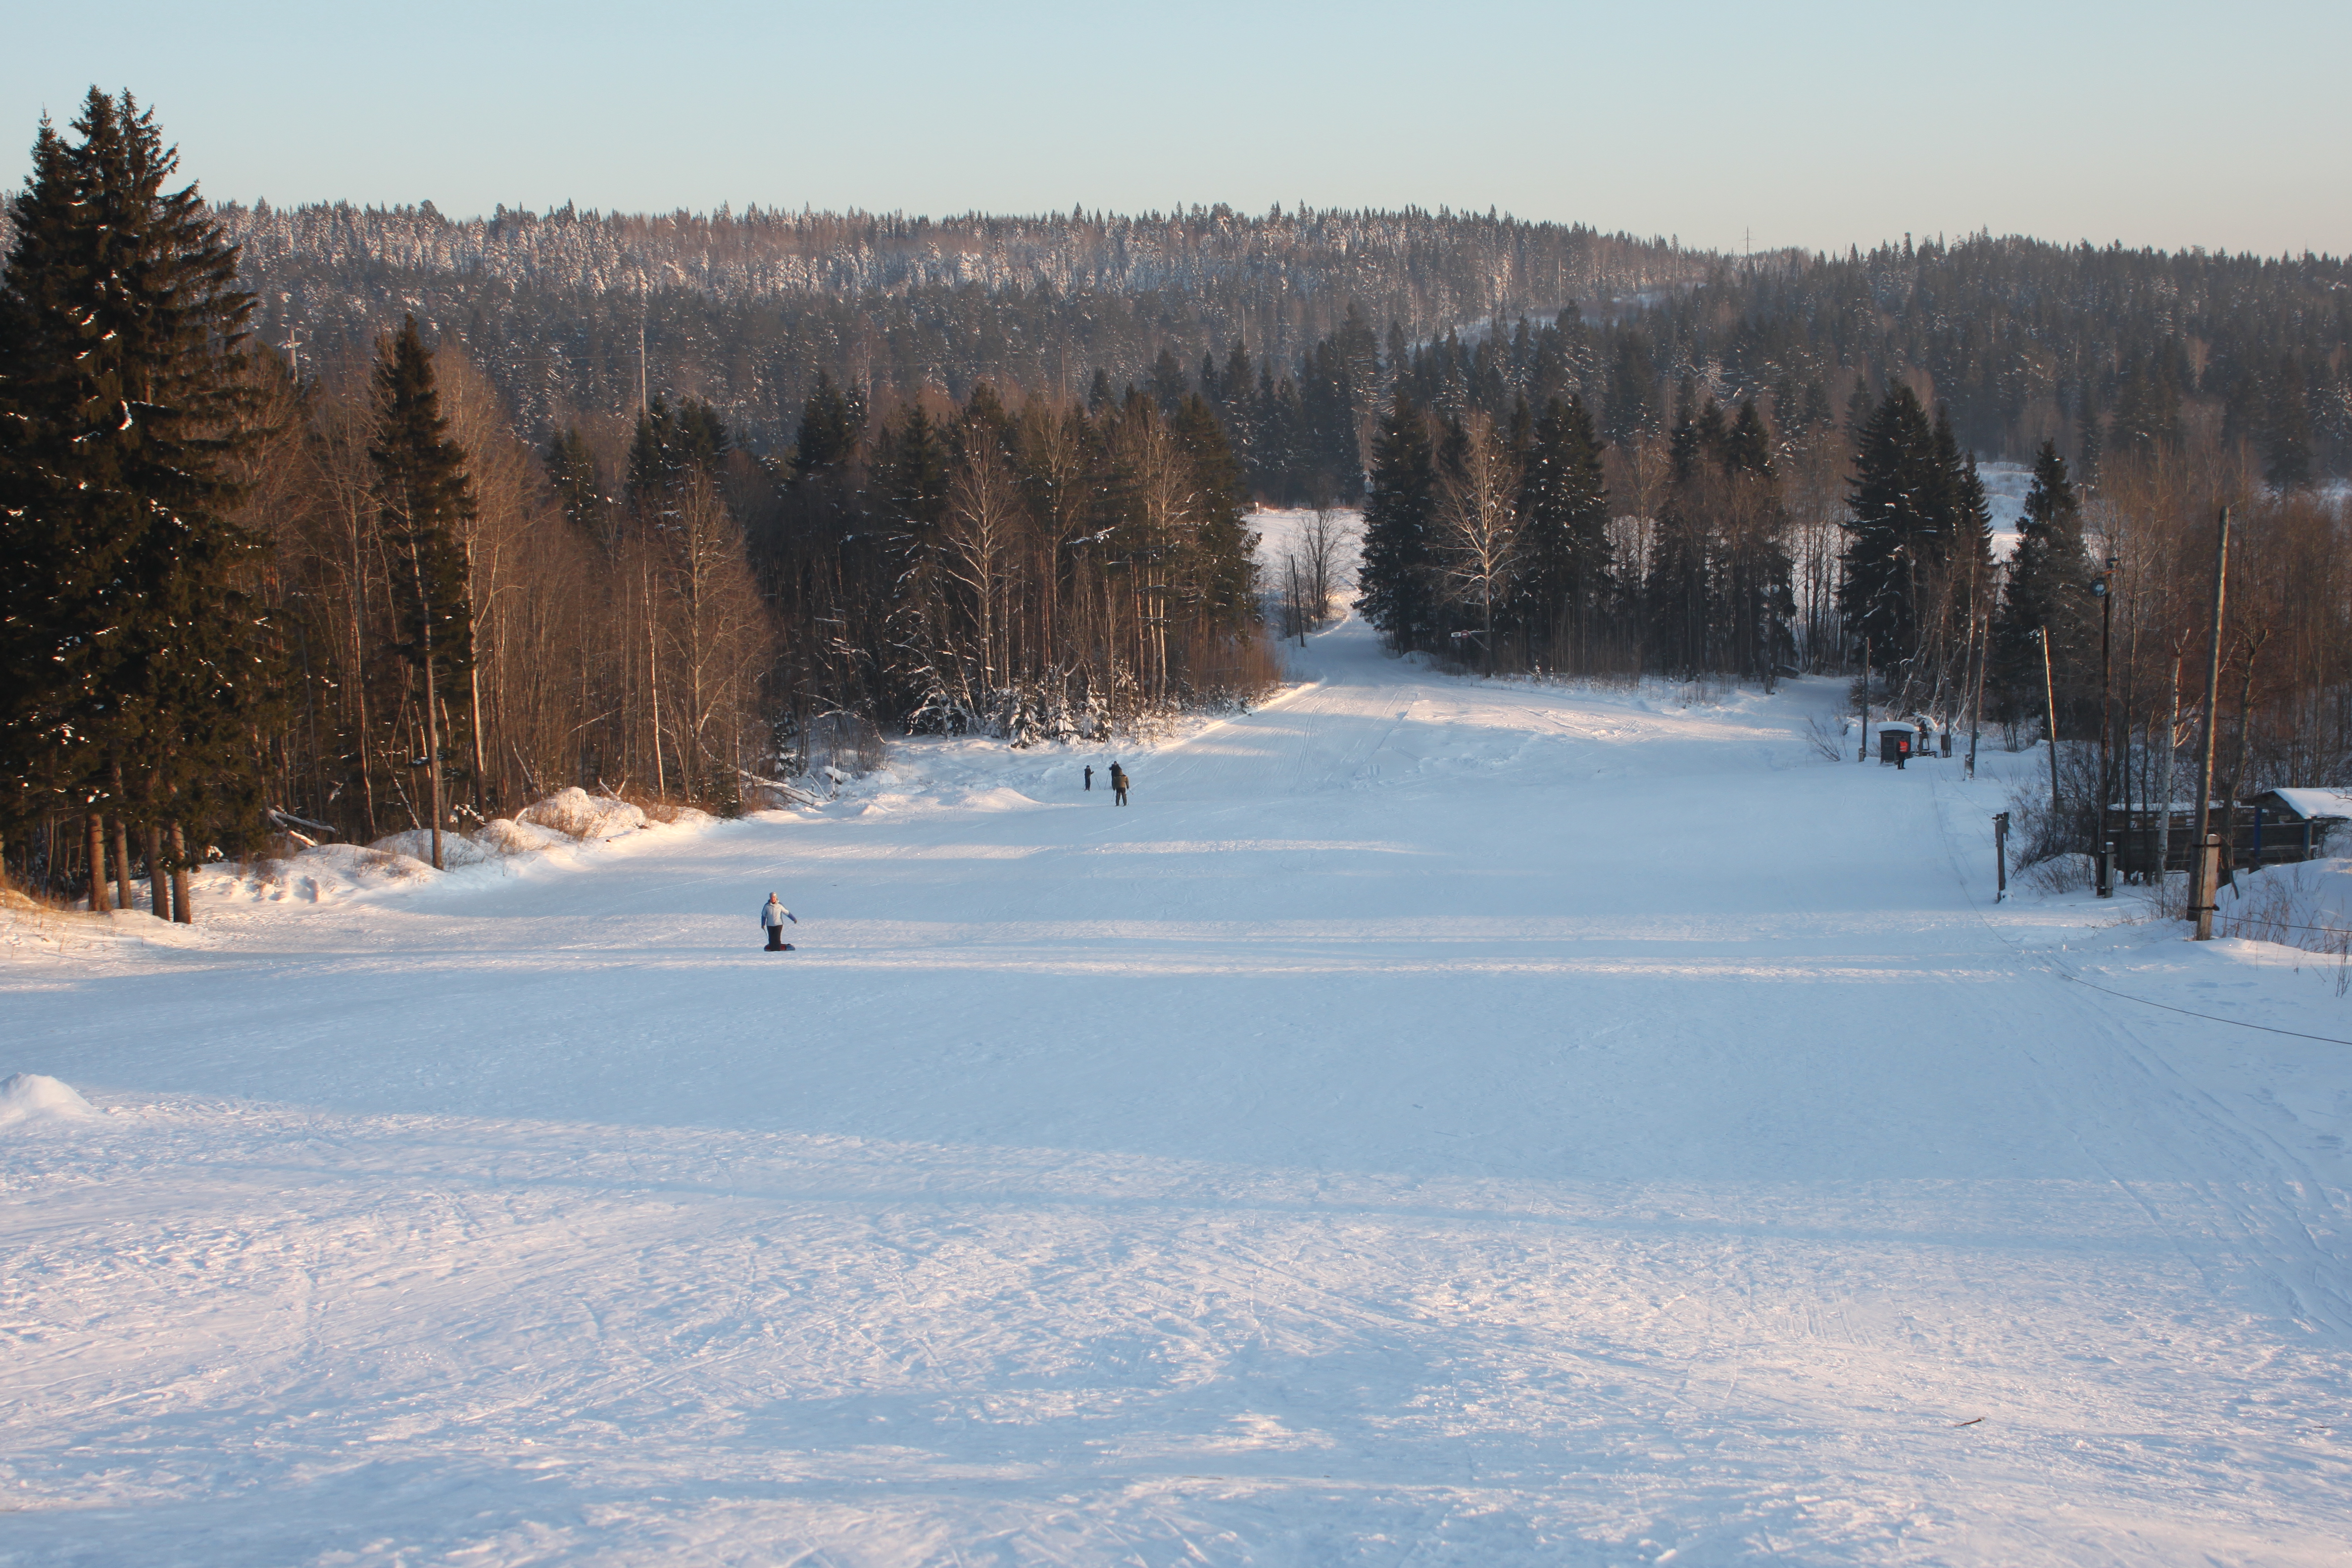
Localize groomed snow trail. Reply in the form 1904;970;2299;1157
6;610;2351;1566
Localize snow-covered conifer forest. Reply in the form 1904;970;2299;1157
7;90;2352;1565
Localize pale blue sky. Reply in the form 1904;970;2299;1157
10;0;2346;256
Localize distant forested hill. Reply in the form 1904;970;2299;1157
193;201;2349;483
212;202;1710;449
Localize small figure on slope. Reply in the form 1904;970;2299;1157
1084;764;1094;791
1110;762;1129;806
760;892;797;951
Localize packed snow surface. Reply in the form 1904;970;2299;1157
6;605;2352;1565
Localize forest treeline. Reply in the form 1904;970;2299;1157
0;94;1274;910
4;92;2348;914
71;198;2341;494
1351;353;2350;848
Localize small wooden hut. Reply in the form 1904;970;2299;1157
2109;789;2349;878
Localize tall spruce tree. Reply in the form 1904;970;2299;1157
1512;394;1610;664
0;90;263;916
369;316;476;872
1837;386;1943;680
1720;400;1795;686
545;427;607;539
1602;333;1662;446
1990;440;2094;734
1171;393;1258;630
1358;390;1439;651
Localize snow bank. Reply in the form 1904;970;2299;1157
517;787;649;841
196;788;701;909
0;1072;93;1128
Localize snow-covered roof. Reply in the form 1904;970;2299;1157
2263;787;2352;822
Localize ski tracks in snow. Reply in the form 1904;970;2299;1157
6;610;2352;1564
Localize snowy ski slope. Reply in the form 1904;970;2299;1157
5;600;2351;1565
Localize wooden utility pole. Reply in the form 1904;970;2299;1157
1965;604;1990;781
2039;627;2061;820
2156;654;2181;890
2195;835;2221;941
1858;636;1871;762
2096;556;2116;896
2189;507;2231;936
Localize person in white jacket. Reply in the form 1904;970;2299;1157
759;893;796;951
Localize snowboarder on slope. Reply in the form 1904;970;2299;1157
760;892;797;951
1110;762;1129;806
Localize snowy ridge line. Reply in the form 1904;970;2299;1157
1930;772;2352;1047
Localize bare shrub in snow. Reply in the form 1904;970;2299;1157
0;866;64;913
798;713;889;784
2025;852;2096;895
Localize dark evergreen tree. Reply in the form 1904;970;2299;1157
369;315;477;870
1647;398;1720;677
1511;394;1611;662
0;90;264;914
873;403;948;533
1844;374;1873;435
1171;393;1257;630
1718;400;1795;685
626;395;729;510
1837;386;1942;674
1602;333;1661;445
1990;441;2095;733
2264;352;2313;489
1148;349;1189;415
1357;391;1439;651
545;427;607;538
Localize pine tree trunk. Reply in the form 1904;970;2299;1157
168;820;192;924
109;815;135;912
108;764;135;912
145;821;168;918
85;811;112;912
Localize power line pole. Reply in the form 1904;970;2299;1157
1966;595;1990;782
2039;626;2060;821
2189;507;2232;938
1858;636;1871;762
2096;554;2117;895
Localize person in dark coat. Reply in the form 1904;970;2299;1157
759;892;796;950
1110;762;1129;805
1084;765;1093;791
